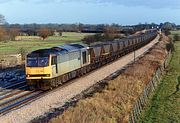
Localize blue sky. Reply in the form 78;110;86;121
0;0;180;25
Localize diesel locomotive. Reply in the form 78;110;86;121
26;29;158;90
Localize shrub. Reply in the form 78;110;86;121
38;28;53;40
18;47;28;60
173;34;180;42
164;30;171;36
166;42;174;51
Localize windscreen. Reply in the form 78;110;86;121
27;57;49;67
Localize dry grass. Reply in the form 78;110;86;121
140;34;180;123
49;34;171;123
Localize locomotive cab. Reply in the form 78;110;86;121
26;49;55;89
26;55;52;79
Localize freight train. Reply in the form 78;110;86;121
26;30;158;90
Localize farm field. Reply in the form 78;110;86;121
0;32;94;55
140;32;180;123
170;30;180;35
169;30;180;39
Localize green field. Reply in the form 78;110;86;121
170;30;180;40
140;31;180;123
0;32;94;55
170;30;180;35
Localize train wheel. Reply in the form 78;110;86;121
80;69;84;76
55;78;58;87
52;79;56;88
50;86;53;90
62;75;66;83
77;70;81;77
62;74;68;83
58;77;62;85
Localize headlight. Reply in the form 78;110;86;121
45;74;50;77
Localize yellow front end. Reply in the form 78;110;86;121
26;66;52;80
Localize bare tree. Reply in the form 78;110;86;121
8;28;20;41
0;14;6;25
38;28;53;40
82;35;95;45
18;47;28;60
0;14;7;41
105;26;117;34
104;26;120;40
0;27;6;41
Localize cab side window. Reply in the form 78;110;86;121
82;51;87;64
51;56;57;65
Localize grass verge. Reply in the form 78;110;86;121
139;41;180;123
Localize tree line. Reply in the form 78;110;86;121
0;14;179;42
0;26;57;41
82;26;125;45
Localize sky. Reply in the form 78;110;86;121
0;0;180;25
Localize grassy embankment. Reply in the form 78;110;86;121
48;34;171;123
0;32;94;55
140;31;180;123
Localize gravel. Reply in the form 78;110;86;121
0;36;159;123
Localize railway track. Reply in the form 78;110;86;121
0;73;84;116
0;85;28;100
0;81;27;98
0;90;43;115
0;76;32;115
0;80;26;91
0;68;44;115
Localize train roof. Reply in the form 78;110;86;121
52;44;85;52
28;44;86;56
27;49;58;57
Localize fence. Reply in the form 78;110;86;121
129;51;172;123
